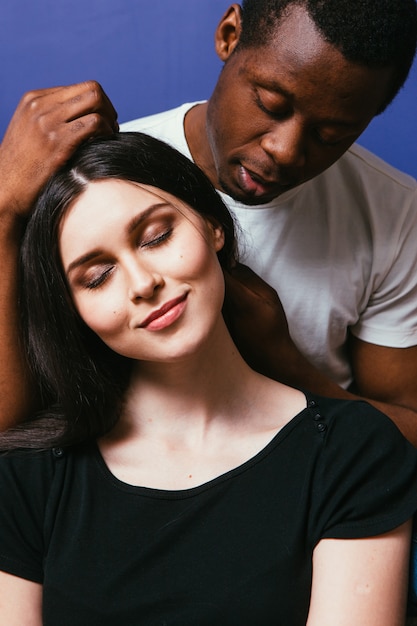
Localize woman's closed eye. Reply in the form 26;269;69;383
139;227;173;249
77;228;173;290
83;264;115;290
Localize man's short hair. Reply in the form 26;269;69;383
238;0;417;112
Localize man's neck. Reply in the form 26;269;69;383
184;102;219;190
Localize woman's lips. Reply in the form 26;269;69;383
139;293;188;331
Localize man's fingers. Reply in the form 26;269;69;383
18;81;118;132
60;81;118;129
0;81;119;216
226;262;280;305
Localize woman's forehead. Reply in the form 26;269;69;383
58;178;204;249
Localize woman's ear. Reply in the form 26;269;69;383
214;4;242;62
208;220;225;252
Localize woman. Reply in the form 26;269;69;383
0;132;416;625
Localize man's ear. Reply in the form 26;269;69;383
214;4;242;62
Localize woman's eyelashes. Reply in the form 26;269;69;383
79;226;175;291
139;227;173;249
83;265;114;290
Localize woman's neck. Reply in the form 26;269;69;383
123;324;256;437
98;324;306;490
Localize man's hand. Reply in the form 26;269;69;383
0;81;118;217
224;262;300;380
224;263;417;447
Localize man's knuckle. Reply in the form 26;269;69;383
70;119;86;134
23;92;41;113
48;128;59;142
84;79;100;91
90;112;108;131
84;80;102;102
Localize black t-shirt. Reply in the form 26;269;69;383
1;393;417;625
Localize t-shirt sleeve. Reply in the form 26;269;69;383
350;186;417;348
309;399;417;544
0;449;56;583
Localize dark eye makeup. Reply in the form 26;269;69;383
75;225;175;291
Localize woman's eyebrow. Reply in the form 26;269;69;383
66;250;103;276
126;202;171;235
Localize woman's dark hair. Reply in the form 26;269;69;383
4;132;237;450
237;0;417;112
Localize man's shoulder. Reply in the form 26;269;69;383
120;103;187;132
331;143;417;192
120;101;205;157
120;102;204;146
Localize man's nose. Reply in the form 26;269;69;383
261;117;307;169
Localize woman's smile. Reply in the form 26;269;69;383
138;293;188;331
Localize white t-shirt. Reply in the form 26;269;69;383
121;103;417;389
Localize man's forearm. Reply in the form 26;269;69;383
269;344;417;448
0;208;35;429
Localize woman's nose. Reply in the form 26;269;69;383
126;259;164;301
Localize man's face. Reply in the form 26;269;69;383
206;5;393;205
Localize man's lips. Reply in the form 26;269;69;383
237;165;293;196
138;293;188;330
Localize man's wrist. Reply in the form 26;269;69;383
0;200;26;243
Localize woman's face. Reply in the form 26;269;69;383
59;179;225;362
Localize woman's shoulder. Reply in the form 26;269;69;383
300;393;417;540
306;393;404;434
0;443;92;488
303;392;417;482
0;446;57;467
259;382;404;443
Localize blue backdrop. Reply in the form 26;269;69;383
2;0;416;178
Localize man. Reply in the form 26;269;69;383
1;0;417;443
123;0;417;445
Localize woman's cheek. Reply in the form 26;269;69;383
75;294;124;338
174;240;217;279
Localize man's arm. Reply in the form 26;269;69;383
348;336;417;443
0;210;35;428
224;263;417;446
0;82;118;428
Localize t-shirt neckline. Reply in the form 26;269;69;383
92;393;312;499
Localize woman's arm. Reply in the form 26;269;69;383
0;571;42;625
307;520;412;626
